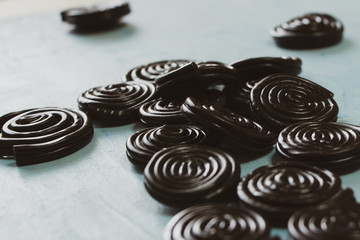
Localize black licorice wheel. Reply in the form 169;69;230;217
61;0;131;30
164;204;280;240
144;145;240;207
182;97;277;151
126;125;209;169
277;121;360;173
139;98;189;126
288;203;360;240
0;107;94;166
271;13;344;49
124;59;192;82
236;161;355;227
231;56;302;81
250;74;338;132
77;81;156;124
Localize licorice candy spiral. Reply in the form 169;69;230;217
277;121;360;172
0;107;93;166
126;125;209;169
250;74;338;132
78;81;156;124
144;145;240;207
237;161;353;226
164;204;279;240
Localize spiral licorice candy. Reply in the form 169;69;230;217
250;74;338;132
288;203;360;240
126;125;209;169
0;107;93;166
277;121;360;172
124;59;191;82
164;204;279;240
237;161;353;226
144;145;240;207
139;98;189;126
78;81;155;124
271;13;344;49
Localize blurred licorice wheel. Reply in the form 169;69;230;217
77;81;156;124
250;74;338;132
144;145;240;207
197;61;240;86
277;121;360;173
124;59;191;82
126;125;209;169
237;161;354;226
0;107;93;166
288;203;360;240
231;56;302;81
163;204;280;240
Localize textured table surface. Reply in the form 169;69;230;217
1;0;360;239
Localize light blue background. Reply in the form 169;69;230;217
1;0;360;239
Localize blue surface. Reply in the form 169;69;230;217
1;0;360;239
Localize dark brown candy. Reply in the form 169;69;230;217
237;161;355;227
77;81;156;124
124;59;191;82
288;203;360;240
0;107;94;166
226;79;261;116
271;13;344;49
250;74;338;133
231;56;302;81
164;204;280;240
126;125;209;169
155;62;204;97
61;1;130;30
277;121;360;173
144;145;240;207
182;97;277;151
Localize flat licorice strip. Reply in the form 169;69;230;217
0;107;94;166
